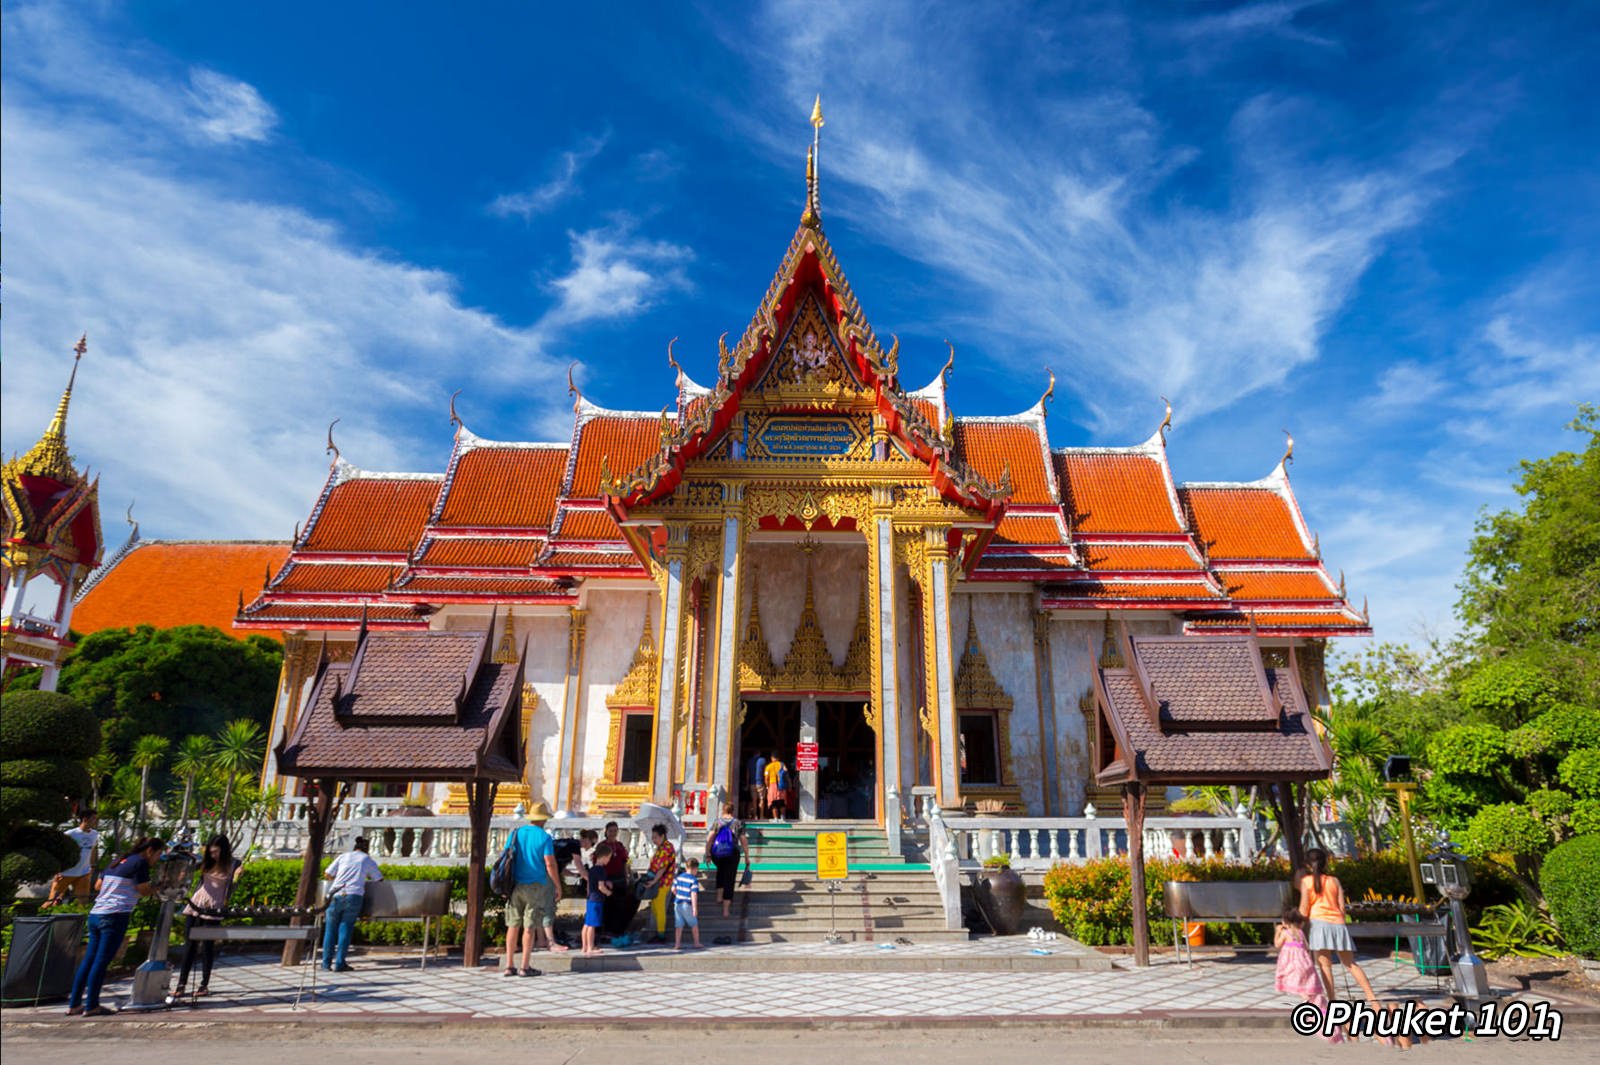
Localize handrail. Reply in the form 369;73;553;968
923;803;963;930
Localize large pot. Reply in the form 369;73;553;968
978;865;1027;935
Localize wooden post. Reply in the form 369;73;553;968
1123;780;1149;968
1269;780;1307;877
283;777;343;966
462;778;497;969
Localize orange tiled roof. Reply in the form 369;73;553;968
953;420;1054;505
73;541;291;640
303;474;441;555
1220;569;1337;602
273;562;396;594
975;552;1080;572
239;602;425;626
570;415;659;497
417;536;544;569
993;514;1068;546
1056;452;1183;534
540;548;646;572
1078;542;1204;572
553;508;624;542
1049;579;1224;601
393;574;569;598
436;445;566;529
1181;486;1313;561
1186;610;1369;634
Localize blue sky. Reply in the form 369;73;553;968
4;0;1596;647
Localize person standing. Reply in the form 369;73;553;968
46;810;100;906
643;823;677;943
321;836;382;972
1297;848;1379;1007
67;836;163;1016
746;750;769;820
177;834;240;999
703;803;747;918
501;801;567;977
672;859;702;950
763;753;788;822
582;843;615;957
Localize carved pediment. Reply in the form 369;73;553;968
607;612;659;708
955;610;1013;710
751;294;866;401
738;560;870;694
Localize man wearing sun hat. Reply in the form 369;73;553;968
501;800;567;976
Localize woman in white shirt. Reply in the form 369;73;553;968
67;837;162;1016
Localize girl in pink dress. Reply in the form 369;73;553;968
1276;907;1344;1043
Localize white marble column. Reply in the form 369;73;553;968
651;526;690;804
555;608;588;814
259;633;305;790
799;696;818;821
873;507;902;814
709;487;744;798
927;529;960;806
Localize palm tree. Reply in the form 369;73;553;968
211;719;266;835
173;734;213;827
86;751;116;809
130;734;171;831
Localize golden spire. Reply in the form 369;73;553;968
801;94;823;229
16;335;87;482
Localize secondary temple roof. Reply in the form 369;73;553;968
238;152;1369;642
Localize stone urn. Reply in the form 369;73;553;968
978;859;1027;935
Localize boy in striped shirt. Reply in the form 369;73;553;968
672;859;702;950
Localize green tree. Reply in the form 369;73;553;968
0;690;101;902
1458;404;1600;700
58;624;282;762
172;734;212;826
129;733;170;831
211;719;266;835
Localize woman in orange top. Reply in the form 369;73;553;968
1297;848;1378;1005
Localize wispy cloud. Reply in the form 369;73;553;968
729;1;1453;435
544;224;693;328
489;134;609;219
187;68;277;144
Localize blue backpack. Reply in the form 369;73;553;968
710;819;739;859
777;765;791;791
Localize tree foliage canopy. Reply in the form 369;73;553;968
58;624;282;763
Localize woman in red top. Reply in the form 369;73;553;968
644;824;677;942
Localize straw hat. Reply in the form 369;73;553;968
525;800;553;823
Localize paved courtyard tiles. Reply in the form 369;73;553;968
2;942;1512;1023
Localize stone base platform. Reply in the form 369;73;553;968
525;935;1112;972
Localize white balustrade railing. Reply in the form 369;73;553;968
923;803;964;931
939;814;1258;869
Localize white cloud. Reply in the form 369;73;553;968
729;1;1450;435
545;227;693;328
489;135;609;219
186;68;277;144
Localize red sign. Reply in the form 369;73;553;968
795;742;819;772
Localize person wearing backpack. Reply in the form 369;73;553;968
703;802;747;917
500;801;567;977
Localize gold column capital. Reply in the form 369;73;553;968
924;525;952;561
662;523;692;562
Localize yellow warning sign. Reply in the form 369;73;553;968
816;831;848;880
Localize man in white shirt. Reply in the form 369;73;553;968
47;811;100;906
321;836;383;972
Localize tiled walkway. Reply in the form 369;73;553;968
5;944;1487;1022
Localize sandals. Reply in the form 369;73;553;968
519;967;542;977
82;1006;117;1017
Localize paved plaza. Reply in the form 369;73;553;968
6;940;1587;1025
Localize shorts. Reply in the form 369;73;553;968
505;880;555;928
674;901;698;928
49;872;94;902
584;898;604;928
767;784;785;805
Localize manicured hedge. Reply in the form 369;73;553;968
1041;851;1517;947
1540;835;1600;959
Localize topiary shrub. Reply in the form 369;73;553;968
1558;749;1600;799
1540;835;1600;959
0;690;102;901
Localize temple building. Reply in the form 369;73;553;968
241;119;1369;820
2;338;106;690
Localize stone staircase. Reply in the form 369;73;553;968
686;820;966;943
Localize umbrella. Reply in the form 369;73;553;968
632;802;685;852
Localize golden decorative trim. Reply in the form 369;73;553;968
954;610;1014;712
736;559;870;694
1097;613;1124;669
607;611;659;709
492;609;517;664
737;569;776;691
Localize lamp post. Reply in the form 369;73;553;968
1421;831;1491;1003
1382;755;1424;903
124;833;199;1011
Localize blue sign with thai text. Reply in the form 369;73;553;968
756;417;860;458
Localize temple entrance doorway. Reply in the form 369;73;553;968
816;699;876;820
737;699;800;820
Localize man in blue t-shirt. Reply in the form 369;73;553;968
501;801;567;976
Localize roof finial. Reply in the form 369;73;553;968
1280;428;1294;468
325;418;341;462
1338;569;1347;598
1038;368;1055;414
1159;396;1173;442
124;501;139;540
939;341;956;390
666;336;682;380
801;94;824;228
449;389;463;430
567;361;582;412
17;335;89;482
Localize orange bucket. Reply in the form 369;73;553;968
1184;921;1206;946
